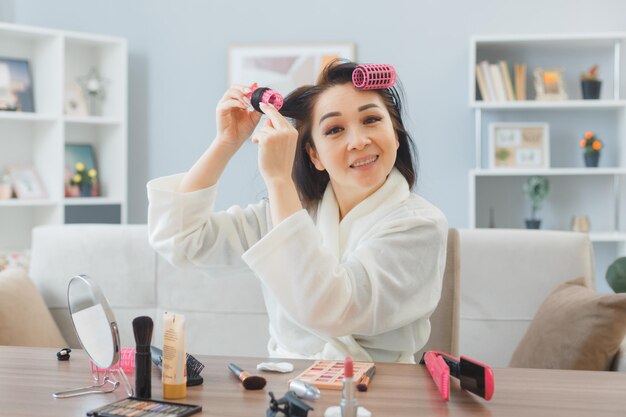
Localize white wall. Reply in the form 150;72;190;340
5;0;626;226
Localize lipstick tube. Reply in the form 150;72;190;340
340;356;358;417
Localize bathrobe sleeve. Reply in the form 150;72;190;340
241;206;448;338
147;173;271;268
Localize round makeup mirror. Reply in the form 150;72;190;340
53;275;132;398
69;274;119;368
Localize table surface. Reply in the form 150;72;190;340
1;346;626;417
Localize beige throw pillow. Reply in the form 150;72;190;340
0;268;66;347
509;277;626;370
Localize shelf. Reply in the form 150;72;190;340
589;232;626;242
0;112;57;122
472;32;626;44
472;168;626;177
470;32;626;292
0;199;57;207
471;100;626;110
64;115;123;125
0;22;127;249
63;197;123;206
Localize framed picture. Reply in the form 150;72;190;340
0;57;35;112
228;43;356;94
533;68;568;101
8;165;47;199
489;123;550;169
64;143;100;197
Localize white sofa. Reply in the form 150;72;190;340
29;224;270;357
26;224;626;369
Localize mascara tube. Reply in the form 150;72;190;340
340;356;358;417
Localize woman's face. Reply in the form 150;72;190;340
307;83;399;210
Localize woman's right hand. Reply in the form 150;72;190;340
215;85;262;149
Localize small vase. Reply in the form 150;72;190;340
581;80;601;99
525;219;541;229
79;184;93;197
584;153;600;168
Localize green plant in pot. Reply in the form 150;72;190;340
523;176;549;229
581;65;601;99
606;257;626;293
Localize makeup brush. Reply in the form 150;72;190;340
132;316;154;399
357;366;376;392
228;363;266;390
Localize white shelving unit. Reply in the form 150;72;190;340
469;33;626;292
0;22;127;250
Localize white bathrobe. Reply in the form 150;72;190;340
147;168;448;363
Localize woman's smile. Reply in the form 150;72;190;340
350;155;379;169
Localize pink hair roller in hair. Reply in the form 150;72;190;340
352;64;397;90
261;89;284;110
248;83;284;112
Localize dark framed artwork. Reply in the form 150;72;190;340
0;57;34;112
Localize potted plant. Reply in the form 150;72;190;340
579;131;602;167
523;176;549;229
69;162;98;197
581;65;601;99
606;257;626;293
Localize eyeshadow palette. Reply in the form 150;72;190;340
293;360;375;390
86;397;201;417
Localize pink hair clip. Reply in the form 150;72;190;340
247;83;284;112
352;64;397;90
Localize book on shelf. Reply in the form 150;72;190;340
479;60;497;102
476;60;519;102
489;63;507;102
499;61;515;101
475;63;491;101
514;63;527;101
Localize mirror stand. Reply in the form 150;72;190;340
53;366;133;398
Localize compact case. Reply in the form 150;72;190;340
86;397;201;417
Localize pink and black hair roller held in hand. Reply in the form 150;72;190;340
247;83;284;113
352;64;397;90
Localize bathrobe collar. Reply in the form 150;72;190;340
316;168;410;258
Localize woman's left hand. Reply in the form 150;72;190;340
252;102;299;185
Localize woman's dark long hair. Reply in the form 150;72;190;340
279;60;418;209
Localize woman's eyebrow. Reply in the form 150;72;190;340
358;103;380;111
319;111;341;125
318;104;381;125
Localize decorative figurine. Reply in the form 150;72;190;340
77;67;108;116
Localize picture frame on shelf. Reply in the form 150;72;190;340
64;143;100;197
488;122;550;169
533;68;568;101
0;57;35;112
8;165;47;199
228;43;356;94
64;83;88;116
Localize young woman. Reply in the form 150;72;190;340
147;61;448;363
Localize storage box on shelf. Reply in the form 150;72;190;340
468;33;626;292
0;22;127;250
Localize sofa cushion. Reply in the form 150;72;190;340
0;268;66;347
509;277;626;370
